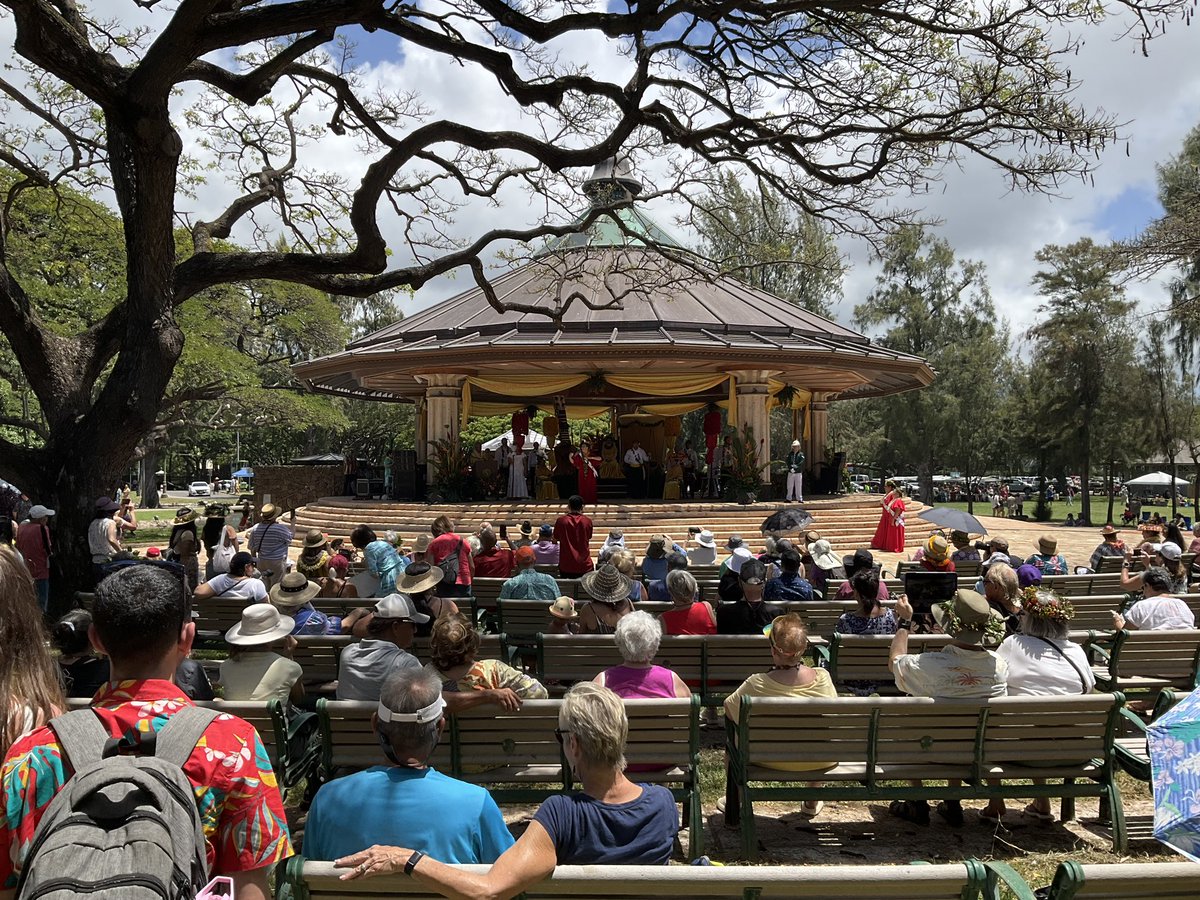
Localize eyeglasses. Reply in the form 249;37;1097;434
741;578;765;586
553;728;571;745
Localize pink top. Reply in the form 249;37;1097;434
602;665;678;699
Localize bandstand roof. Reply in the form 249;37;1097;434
294;166;934;407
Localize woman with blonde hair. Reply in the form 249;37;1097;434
0;545;64;754
982;561;1022;635
337;682;680;889
429;614;547;700
608;549;644;602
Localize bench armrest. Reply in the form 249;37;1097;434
983;861;1037;900
1118;705;1149;737
810;643;831;667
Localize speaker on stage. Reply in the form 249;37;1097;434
393;450;418;500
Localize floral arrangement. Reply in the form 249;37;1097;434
1021;587;1075;622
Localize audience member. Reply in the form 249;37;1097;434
717;546;753;602
609;550;644;602
647;551;688;602
498;546;561;602
1113;566;1196;631
949;530;980;564
219;604;303;705
717;559;782;634
888;589;1007;827
352;524;407;597
246;503;293;590
0;565;292;898
428;515;474;599
473;528;515;579
598;529;626;565
337;594;429;701
833;548;890;602
395;563;459;638
1024;535;1069;576
723;614;835;823
1190;523;1200;555
319;553;360;600
660;570;716;635
593;611;690;699
430;614;548;701
336;683;679;889
1016;564;1042;590
916;534;956;572
981;562;1023;636
547;596;579;634
834;568;897;695
88;496;121;584
807;539;845;598
641;535;685;583
554;496;594;579
763;549;814;602
686;529;718;566
14;504;54;612
305;668;514;863
1121;542;1190;594
531;524;560;565
193;551;269;602
295;529;333;580
1;546;64;754
577;564;635;634
718;534;745;576
270;572;371;637
52;609;110;699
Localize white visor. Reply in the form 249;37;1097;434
377;695;446;725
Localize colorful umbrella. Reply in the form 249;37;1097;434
1149;687;1200;862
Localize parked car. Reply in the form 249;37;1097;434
187;481;212;497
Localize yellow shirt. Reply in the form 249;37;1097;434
724;668;837;771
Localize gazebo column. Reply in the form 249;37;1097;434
730;369;778;482
808;395;830;468
419;374;465;482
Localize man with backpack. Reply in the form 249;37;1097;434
0;565;292;900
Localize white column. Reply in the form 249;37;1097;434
730;369;778;482
419;374;465;483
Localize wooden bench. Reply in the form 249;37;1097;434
282;859;1010;900
1040;861;1200;900
1042;573;1124;596
316;696;702;852
499;599;672;640
291;635;352;693
471;576;581;620
1089;629;1200;693
725;693;1128;859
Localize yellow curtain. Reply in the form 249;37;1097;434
604;373;730;396
460;380;472;432
640;401;709;417
803;405;811;441
465;375;586;397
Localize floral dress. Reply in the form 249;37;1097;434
833;609;898;696
441;659;548;700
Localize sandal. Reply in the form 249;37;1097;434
799;801;824;819
1023;804;1055;824
936;800;964;827
977;808;1004;825
888;799;930;826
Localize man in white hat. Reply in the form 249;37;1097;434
220;604;302;704
785;439;806;502
305;668;514;864
16;504;55;612
686;528;718;566
336;593;430;701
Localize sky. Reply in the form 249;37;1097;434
3;4;1199;345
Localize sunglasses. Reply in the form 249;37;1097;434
553;728;571;745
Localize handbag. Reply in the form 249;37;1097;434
210;528;236;574
438;537;464;585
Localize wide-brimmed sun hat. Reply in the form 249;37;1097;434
694;529;716;548
1037;534;1058;556
646;535;669;559
173;507;197;525
303;528;327;549
549;596;578;620
727;546;753;574
810;539;840;571
933;589;1003;645
925;534;949;563
226;603;295;646
579;564;633;605
397;563;442;595
95;496;119;513
1101;524;1120;537
269;572;321;609
411;534;432;553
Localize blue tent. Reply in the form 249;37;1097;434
232;467;254;478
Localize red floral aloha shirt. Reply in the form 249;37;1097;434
1;680;293;888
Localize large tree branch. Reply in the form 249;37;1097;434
177;28;336;105
0;414;48;440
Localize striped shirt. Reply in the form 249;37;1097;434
247;521;293;561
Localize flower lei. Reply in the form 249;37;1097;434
939;603;1008;645
1021;587;1075;622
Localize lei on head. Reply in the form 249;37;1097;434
1021;587;1075;622
938;601;1007;645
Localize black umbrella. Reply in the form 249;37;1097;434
919;506;987;535
760;506;814;534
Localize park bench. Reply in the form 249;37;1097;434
291;635;352;694
1042;573;1124;596
281;858;1021;900
315;696;702;851
1039;861;1200;900
725;693;1128;859
470;576;579;621
1088;628;1200;693
499;598;672;641
1113;688;1191;783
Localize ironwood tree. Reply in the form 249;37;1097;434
0;0;1188;588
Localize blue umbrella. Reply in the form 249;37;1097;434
1149;688;1200;862
918;506;987;535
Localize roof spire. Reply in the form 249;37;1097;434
582;157;642;206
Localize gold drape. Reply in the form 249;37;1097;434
728;375;737;427
604;373;730;396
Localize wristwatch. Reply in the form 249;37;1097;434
895;618;912;631
405;850;425;876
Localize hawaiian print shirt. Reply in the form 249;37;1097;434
0;679;292;888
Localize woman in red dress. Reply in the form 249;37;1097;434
870;482;906;553
573;441;598;506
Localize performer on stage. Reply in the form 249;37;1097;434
494;437;512;499
681;440;699;500
573;441;598;506
624;440;650;499
508;440;529;499
870;481;906;553
785;439;806;502
553;438;578;500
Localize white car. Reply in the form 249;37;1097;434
187;481;212;497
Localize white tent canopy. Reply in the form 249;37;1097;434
1123;471;1191;487
480;428;548;452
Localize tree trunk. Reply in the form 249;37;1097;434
965;455;974;515
1106;457;1116;526
1080;419;1092;526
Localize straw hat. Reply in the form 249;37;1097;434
1037;534;1058;556
933;589;1002;646
807;539;838;571
1101;524;1119;538
579;564;634;605
259;503;280;521
549;597;578;620
949;529;970;548
397;563;443;595
226;604;295;646
925;534;949;563
269;572;321;609
303;528;328;550
694;529;716;549
411;534;432;553
173;506;197;525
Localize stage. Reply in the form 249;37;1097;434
292;494;937;556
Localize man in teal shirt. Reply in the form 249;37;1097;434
304;669;514;863
785;439;806;502
498;546;561;602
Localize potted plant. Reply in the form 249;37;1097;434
723;424;770;504
428;436;475;502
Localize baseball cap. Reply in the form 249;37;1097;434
374;593;431;623
28;504;55;519
1156;541;1182;561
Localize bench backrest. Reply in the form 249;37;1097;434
291;635;353;685
500;599;671;639
1107;629;1200;687
1046;861;1200;900
193;596;250;633
286;859;990;899
827;634;954;687
734;694;1122;777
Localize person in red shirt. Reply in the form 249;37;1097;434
427;514;474;598
472;528;515;579
14;504;54;613
0;566;292;899
553;494;594;579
